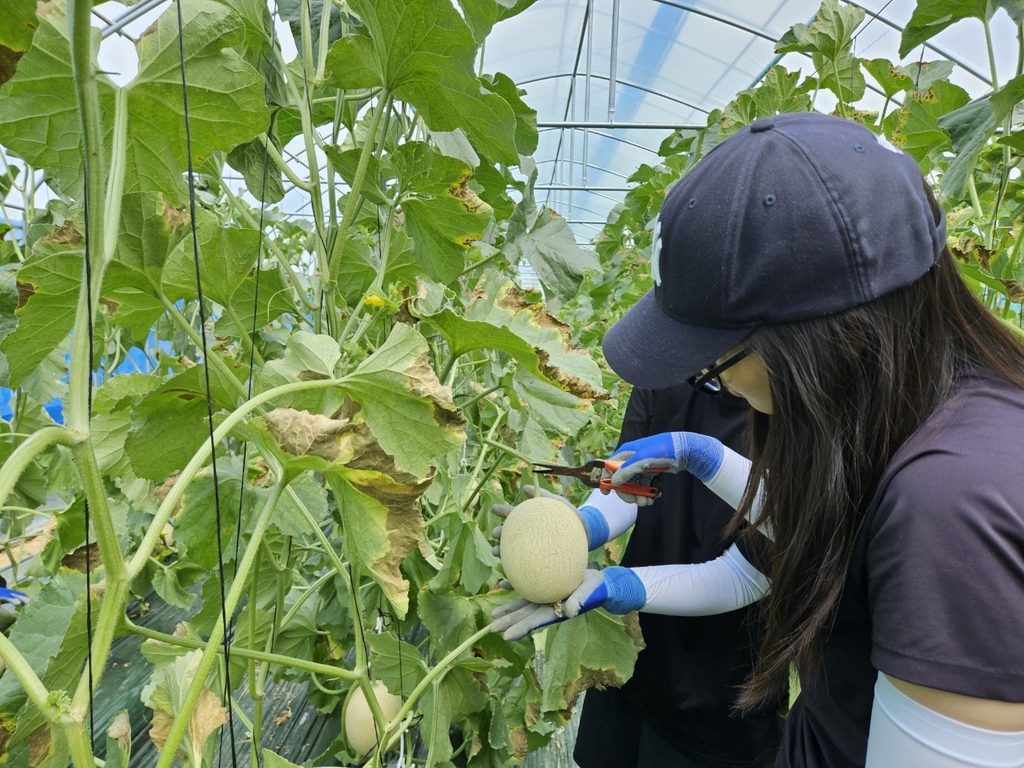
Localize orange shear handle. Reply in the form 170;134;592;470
599;460;665;499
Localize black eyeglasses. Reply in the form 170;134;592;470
688;348;751;394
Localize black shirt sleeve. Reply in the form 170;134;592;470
867;443;1024;702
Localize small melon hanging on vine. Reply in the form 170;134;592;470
344;680;404;756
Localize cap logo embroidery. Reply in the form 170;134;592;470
651;216;663;286
875;134;903;154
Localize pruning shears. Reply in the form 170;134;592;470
533;459;665;499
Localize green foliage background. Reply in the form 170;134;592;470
1;0;1023;766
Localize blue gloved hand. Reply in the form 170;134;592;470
491;485;610;554
0;587;30;606
606;432;725;506
489;567;646;641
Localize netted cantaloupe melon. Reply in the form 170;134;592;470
344;680;403;756
500;496;588;604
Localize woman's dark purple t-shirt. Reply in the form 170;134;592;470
777;371;1024;767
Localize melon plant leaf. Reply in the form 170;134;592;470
900;0;994;58
863;58;913;99
415;307;547;380
366;632;429;696
0;0;40;86
0;571;88;761
332;235;378;306
418;590;479;653
255;330;345;412
775;0;865;104
0;223;82;387
456;0;499;42
226;138;285;203
466;272;605;398
125;364;242;482
0;6;116;199
392;141;493;284
209;0;289;107
172;458;258;569
261;751;302;768
513;372;590;438
340;323;467;477
898;59;955;92
216;267;296;337
889;81;970;171
143;651;228;768
329;452;433;617
323;0;520;165
938;97;996;196
105;712;132;768
325;146;389;206
161;212;261;306
122;0;269;203
540;610;645;714
480;72;539;156
502;206;600;311
990;73;1024;124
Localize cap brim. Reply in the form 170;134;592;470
603;290;754;390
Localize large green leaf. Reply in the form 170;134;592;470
339;323;467;477
0;7;116;199
0;222;82;387
480;72;539;156
0;1;268;202
0;571;88;766
161;213;261;306
323;0;519;165
775;0;865;104
540;610;645;714
990;73;1024;123
125;364;242;482
863;58;913;99
174;458;259;569
938;97;996;196
121;0;269;202
889;81;970;172
392;141;493;284
900;0;994;58
465;271;605;398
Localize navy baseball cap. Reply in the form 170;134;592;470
603;112;947;390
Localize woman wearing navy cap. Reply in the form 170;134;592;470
492;112;1024;767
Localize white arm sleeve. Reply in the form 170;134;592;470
703;446;773;540
580;488;638;542
632;542;770;615
866;673;1024;768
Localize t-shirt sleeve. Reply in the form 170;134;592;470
866;449;1024;702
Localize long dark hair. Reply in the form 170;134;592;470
733;187;1024;711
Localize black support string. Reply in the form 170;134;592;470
173;1;239;765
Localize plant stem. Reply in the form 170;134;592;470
325;94;391;311
124;621;359;680
257;133;312;192
382;626;492;752
0;426;75;511
984;18;1001;92
64;719;95;768
458;383;502;409
71;441;127;583
298;0;332;335
154;480;287;768
968;174;986;227
71;577;130;716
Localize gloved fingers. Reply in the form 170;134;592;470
0;588;29;606
494;603;560;641
635;494;656;507
490;597;532;621
498;579;513;590
610;457;667;487
563;570;606;618
491;524;503;540
491;503;514;519
492;544;501;558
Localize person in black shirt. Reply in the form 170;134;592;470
572;384;782;768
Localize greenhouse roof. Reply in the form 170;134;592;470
76;0;1024;242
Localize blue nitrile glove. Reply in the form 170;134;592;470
0;587;30;606
489;567;646;641
606;432;725;506
491;485;610;554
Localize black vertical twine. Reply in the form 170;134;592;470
81;157;96;752
173;1;239;765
